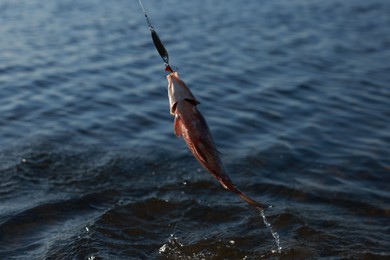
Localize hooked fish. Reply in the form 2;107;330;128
167;71;269;210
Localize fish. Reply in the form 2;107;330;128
167;71;269;210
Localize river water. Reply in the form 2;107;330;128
0;0;389;259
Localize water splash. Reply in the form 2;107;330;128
259;208;282;253
159;234;183;255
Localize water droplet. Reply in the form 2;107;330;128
259;209;282;254
159;244;168;254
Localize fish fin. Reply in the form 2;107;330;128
170;102;178;114
190;142;210;164
184;98;200;106
173;115;182;137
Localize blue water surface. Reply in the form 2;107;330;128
0;0;389;259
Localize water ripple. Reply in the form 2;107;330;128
1;0;390;258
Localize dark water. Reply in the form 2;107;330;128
1;0;389;259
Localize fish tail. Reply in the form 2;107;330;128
233;186;271;210
218;175;271;210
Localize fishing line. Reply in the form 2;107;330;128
138;0;172;71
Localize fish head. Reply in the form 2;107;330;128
167;72;199;115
